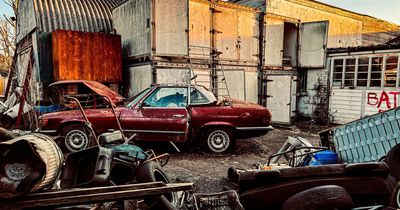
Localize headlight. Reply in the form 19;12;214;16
38;116;49;128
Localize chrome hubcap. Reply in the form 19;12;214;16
65;129;89;152
208;130;229;153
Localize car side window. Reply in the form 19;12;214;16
143;87;188;107
189;87;210;105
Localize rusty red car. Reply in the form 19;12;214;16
38;82;273;154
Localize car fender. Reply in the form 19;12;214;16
195;121;237;139
58;119;95;133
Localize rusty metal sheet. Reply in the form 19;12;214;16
52;30;122;82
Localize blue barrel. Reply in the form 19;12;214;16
309;151;338;166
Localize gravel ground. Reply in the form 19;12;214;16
159;127;321;193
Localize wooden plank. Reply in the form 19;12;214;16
18;182;166;200
1;183;193;209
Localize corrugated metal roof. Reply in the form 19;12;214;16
33;0;126;33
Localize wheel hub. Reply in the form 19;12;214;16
65;130;89;152
208;130;229;152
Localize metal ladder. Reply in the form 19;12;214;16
188;45;230;99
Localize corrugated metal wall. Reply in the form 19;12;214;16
33;0;125;33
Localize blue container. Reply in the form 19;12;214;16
309;151;338;166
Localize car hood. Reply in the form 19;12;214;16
84;82;125;105
48;80;125;105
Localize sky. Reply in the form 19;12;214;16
0;1;12;16
0;0;399;25
317;0;400;24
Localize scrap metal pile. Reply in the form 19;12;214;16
227;107;400;210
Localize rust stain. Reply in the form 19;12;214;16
52;30;122;82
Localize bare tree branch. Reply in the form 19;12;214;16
0;0;16;73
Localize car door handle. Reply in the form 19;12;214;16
173;114;185;118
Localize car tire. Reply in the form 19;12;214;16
60;124;91;153
201;128;235;155
136;161;178;210
282;185;354;210
385;144;400;180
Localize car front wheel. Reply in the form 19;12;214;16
201;128;235;154
60;124;91;153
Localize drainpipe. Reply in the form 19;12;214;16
210;0;218;96
258;0;267;106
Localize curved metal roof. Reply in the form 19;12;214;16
33;0;126;33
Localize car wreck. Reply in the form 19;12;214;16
37;82;273;154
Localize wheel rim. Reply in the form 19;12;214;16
65;129;89;152
207;130;230;153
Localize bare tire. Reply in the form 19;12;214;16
136;161;177;210
282;185;354;210
60;124;90;153
201;128;235;154
385;144;400;180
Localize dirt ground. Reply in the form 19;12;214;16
161;127;321;193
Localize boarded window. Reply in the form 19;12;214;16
370;57;383;87
384;56;398;87
357;57;369;87
344;58;356;87
333;59;343;86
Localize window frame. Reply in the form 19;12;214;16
330;53;400;89
188;87;211;105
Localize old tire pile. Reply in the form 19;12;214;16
282;185;354;210
136;161;177;210
0;134;63;199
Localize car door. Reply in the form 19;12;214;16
120;87;190;143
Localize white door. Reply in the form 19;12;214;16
298;21;329;68
265;22;284;67
266;74;294;124
154;0;188;56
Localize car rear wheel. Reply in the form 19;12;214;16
60;124;91;153
201;128;235;154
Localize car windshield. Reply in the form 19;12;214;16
126;87;152;107
195;86;217;104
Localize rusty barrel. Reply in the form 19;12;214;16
0;133;63;199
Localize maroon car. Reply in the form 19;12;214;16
38;82;273;154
